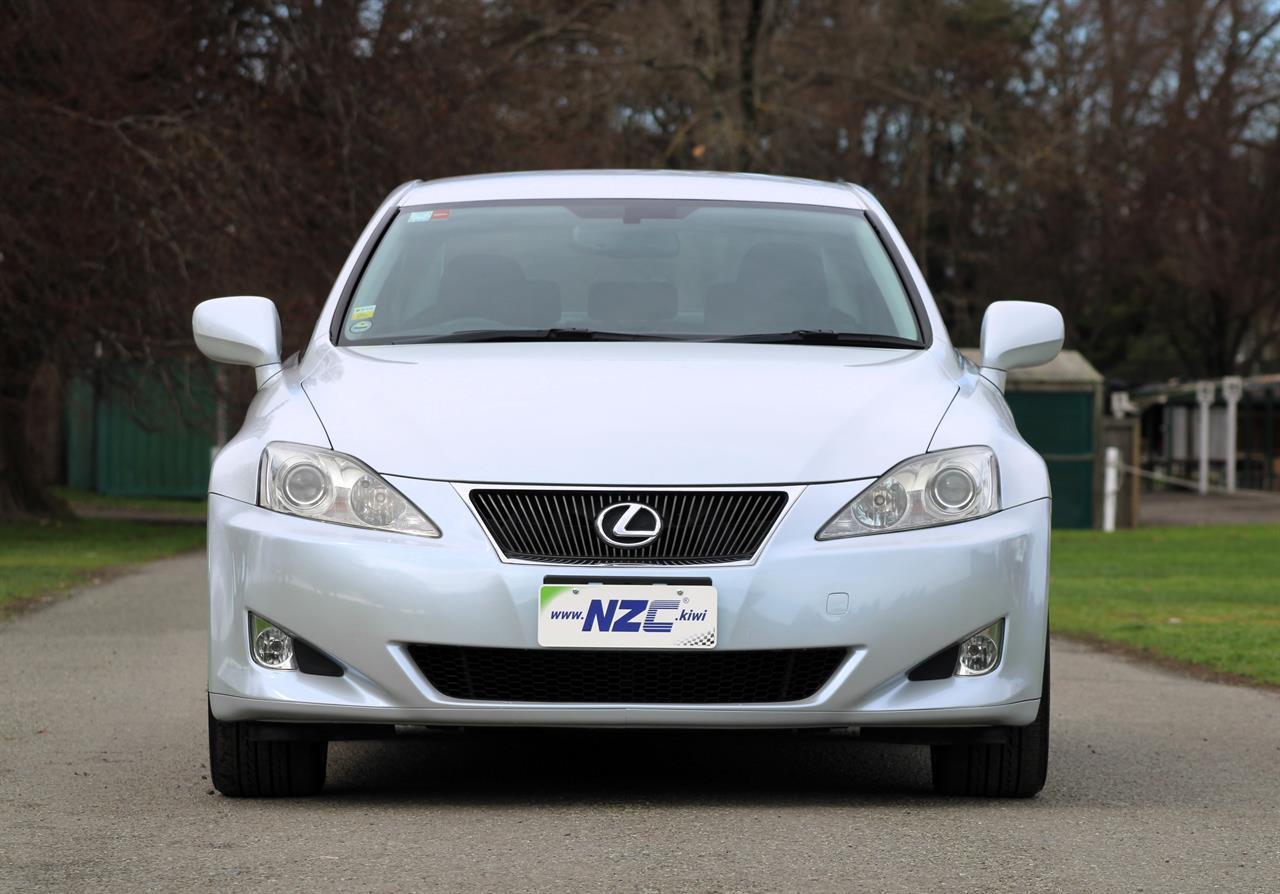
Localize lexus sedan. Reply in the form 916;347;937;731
194;170;1063;798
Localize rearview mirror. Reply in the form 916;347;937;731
979;301;1063;391
572;223;680;258
193;296;283;388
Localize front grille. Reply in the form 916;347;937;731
409;645;847;704
468;489;788;565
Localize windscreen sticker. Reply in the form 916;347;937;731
351;305;376;320
348;319;372;334
407;209;451;223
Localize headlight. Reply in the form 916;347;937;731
259;442;440;537
817;446;999;539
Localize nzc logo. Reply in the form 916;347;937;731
581;598;707;633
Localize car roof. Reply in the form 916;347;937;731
398;170;868;210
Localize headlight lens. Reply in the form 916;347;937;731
282;462;328;509
817;446;999;539
929;466;976;512
259;442;440;537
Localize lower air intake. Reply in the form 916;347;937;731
408;645;847;704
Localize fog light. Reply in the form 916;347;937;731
956;620;1004;676
250;614;296;670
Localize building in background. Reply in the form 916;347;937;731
963;349;1104;529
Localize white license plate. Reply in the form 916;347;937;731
538;584;717;649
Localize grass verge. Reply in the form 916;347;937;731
1051;525;1280;686
53;487;206;518
0;519;206;617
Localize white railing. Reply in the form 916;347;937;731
1101;448;1280;532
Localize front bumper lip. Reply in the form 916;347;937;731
208;692;1041;728
207;482;1050;729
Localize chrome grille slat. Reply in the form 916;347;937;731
733;496;771;558
487;490;525;554
579;492;598;560
697;493;720;557
708;492;748;557
555;491;579;559
469;489;788;565
515;488;548;557
717;491;754;555
529;490;559;558
672;492;689;558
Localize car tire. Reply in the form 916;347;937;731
208;700;327;797
930;643;1049;798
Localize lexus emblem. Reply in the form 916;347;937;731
595;502;663;548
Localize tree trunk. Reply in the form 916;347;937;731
736;0;765;170
0;371;69;520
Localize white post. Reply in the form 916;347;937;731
1195;381;1215;495
1103;446;1121;532
1222;376;1242;493
1109;390;1134;419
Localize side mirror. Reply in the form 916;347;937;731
979;301;1064;391
193;296;283;388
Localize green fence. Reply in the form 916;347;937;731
961;348;1103;529
65;363;217;498
1005;389;1099;529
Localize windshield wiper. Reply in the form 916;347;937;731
392;328;677;344
708;330;921;348
387;328;921;347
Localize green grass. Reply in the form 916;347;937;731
0;519;206;613
1051;525;1280;685
53;487;206;517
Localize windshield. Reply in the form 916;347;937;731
337;200;923;346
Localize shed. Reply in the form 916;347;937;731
961;349;1104;529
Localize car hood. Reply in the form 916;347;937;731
301;342;959;485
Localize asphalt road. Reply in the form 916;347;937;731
1139;490;1280;526
2;553;1278;893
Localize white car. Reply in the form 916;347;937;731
194;171;1062;798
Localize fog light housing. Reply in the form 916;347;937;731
956;620;1004;676
250;614;296;670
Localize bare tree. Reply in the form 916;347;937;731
3;0;1279;516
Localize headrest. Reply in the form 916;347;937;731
588;281;678;324
703;282;737;332
522;280;564;327
439;253;527;304
736;242;827;300
429;254;562;327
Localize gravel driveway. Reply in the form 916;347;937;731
2;553;1277;893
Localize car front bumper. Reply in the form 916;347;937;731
207;479;1050;729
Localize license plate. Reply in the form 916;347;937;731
538;584;717;649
